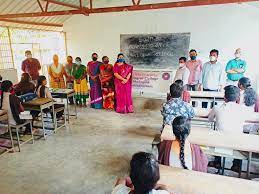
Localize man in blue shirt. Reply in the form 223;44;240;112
201;49;225;108
161;83;194;126
225;48;247;86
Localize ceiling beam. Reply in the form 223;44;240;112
37;0;44;12
45;0;49;12
0;0;257;19
90;0;259;13
0;10;88;18
90;0;93;9
0;18;63;27
41;0;82;9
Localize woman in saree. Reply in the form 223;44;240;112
48;54;66;89
87;53;103;109
99;56;114;110
114;53;134;114
73;57;89;107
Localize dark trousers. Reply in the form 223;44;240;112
214;157;241;167
187;84;196;91
31;104;64;119
187;84;197;107
202;88;218;108
68;96;74;104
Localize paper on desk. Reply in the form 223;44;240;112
19;111;32;120
215;148;233;155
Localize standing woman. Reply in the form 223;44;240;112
73;57;89;107
114;53;134;113
48;54;66;89
99;56;115;110
87;53;103;109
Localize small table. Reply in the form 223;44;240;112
23;98;55;139
50;88;77;123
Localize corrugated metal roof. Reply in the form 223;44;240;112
0;0;257;32
0;0;87;31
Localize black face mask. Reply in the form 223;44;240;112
92;57;97;61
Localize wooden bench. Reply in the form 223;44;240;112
159;165;259;194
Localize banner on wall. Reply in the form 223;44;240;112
132;70;173;98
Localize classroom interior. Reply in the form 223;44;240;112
1;0;259;194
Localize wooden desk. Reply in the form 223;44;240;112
161;126;259;178
23;98;54;139
159;165;259;194
189;91;224;108
50;88;77;123
189;91;225;99
193;108;259;129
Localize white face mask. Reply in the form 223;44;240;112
179;63;185;68
210;56;217;62
235;53;241;59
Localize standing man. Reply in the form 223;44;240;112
21;50;41;85
201;49;225;108
173;57;190;87
225;48;247;86
87;53;103;109
186;49;203;91
65;56;76;104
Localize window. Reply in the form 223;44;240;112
0;26;66;80
0;27;14;69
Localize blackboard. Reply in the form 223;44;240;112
120;33;190;69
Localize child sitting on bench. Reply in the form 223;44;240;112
35;75;64;119
0;80;34;135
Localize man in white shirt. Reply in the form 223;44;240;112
201;49;225;108
173;57;190;87
208;85;257;171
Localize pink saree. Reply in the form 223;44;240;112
114;63;134;114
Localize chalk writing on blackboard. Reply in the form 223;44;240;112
120;33;190;69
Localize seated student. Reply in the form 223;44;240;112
112;152;170;194
243;88;257;111
208;85;256;170
173;57;190;87
0;80;33;134
36;75;64;118
162;83;194;127
238;77;251;104
158;116;208;172
14;73;35;96
238;77;259;112
174;80;191;103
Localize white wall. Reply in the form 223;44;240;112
64;3;259;91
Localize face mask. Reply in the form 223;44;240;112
190;56;196;60
210;56;217;62
117;58;125;63
179;63;185;68
235;53;241;59
75;61;81;65
92;57;97;61
26;54;32;59
103;61;109;64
